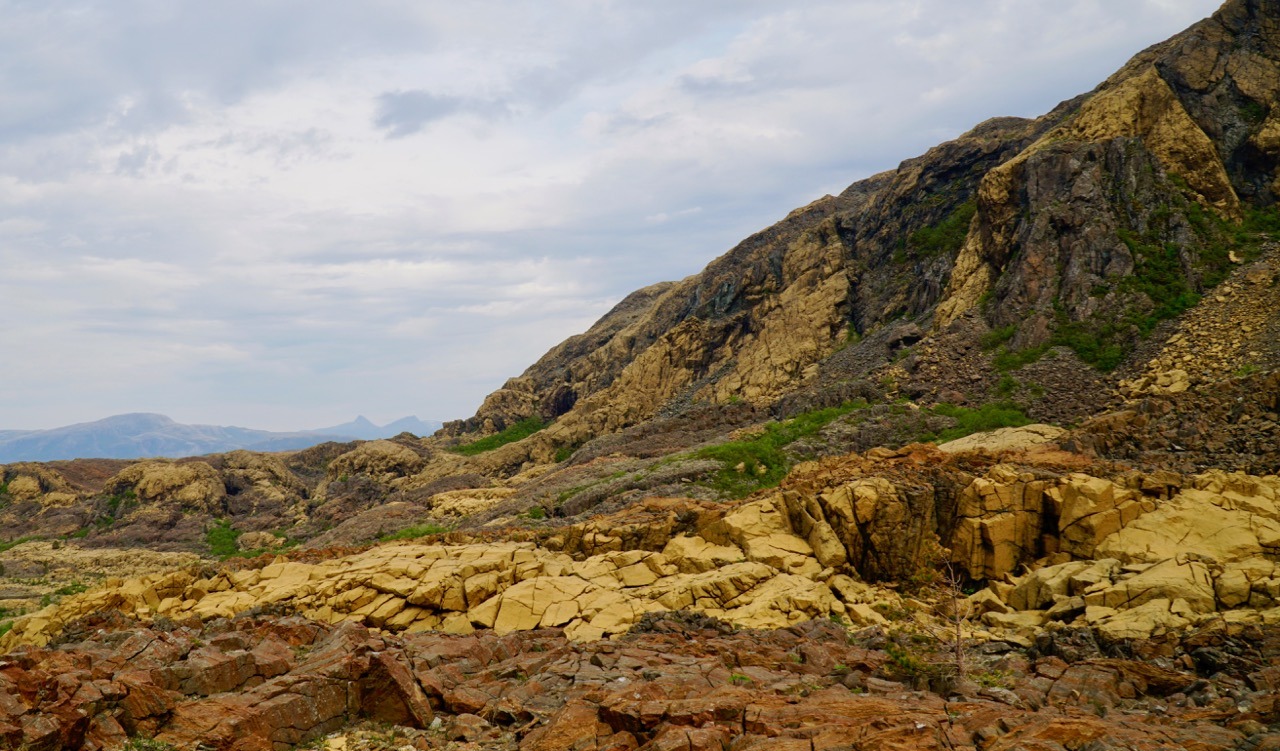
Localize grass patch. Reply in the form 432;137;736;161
451;417;546;456
205;521;241;558
0;622;12;639
908;200;977;258
52;582;88;596
979;325;1017;351
94;489;139;530
380;523;449;542
1242;99;1268;125
925;402;1032;443
695;401;868;498
0;536;40;554
121;739;179;751
992;343;1048;372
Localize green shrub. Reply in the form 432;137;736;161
451;417;546;456
926;402;1032;443
100;489;138;527
908;201;977;258
695;401;868;498
993;201;1280;374
979;325;1017;351
992;343;1049;372
121;739;179;751
380;523;448;542
994;375;1019;397
1242;99;1268;125
205;521;241;558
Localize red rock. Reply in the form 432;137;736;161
521;700;616;751
359;650;433;727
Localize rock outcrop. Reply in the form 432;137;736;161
430;0;1280;480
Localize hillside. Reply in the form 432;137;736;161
1;2;1280;750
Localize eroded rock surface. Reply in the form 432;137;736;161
1;612;1277;751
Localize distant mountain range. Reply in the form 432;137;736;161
0;413;442;463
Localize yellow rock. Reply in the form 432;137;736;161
660;536;745;574
1096;487;1280;564
938;425;1066;454
1090;558;1215;613
440;613;473;635
741;534;822;578
1092;598;1196;642
107;461;226;512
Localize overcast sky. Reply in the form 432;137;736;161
0;0;1222;431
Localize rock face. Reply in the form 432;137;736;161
438;0;1280;477
7;448;1280;653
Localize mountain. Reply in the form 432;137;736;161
0;413;445;463
305;415;442;441
0;413;351;462
443;0;1280;475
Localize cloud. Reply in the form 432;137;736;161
374;90;510;137
0;0;1223;431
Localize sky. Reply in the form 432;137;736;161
0;0;1223;431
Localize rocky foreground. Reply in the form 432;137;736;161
4;609;1278;751
1;440;1279;748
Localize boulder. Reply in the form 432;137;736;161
937;424;1066;454
1088;559;1216;613
105;461;226;513
1096;487;1280;564
1050;474;1151;559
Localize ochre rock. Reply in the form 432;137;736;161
106;461;226;513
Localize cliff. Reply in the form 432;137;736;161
444;0;1280;477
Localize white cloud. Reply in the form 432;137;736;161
0;0;1223;430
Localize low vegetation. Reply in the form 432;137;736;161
0;536;39;555
451;417;547;456
40;582;88;607
908;200;977;258
695;400;869;498
924;402;1032;443
986;199;1280;373
380;523;449;542
121;739;178;751
205;521;242;558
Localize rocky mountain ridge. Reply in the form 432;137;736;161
441;0;1280;474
